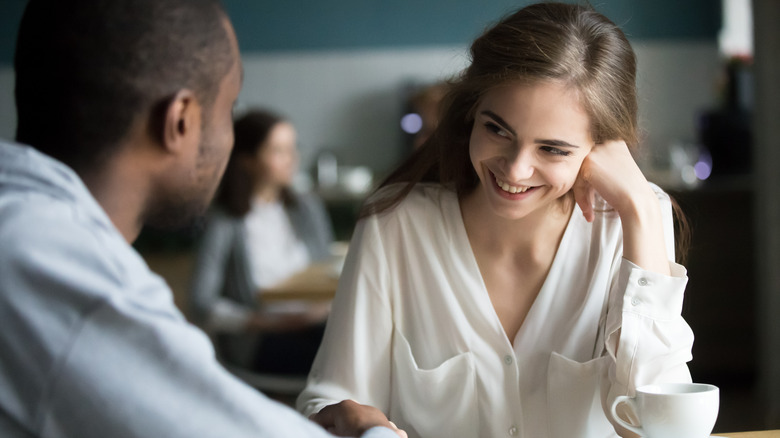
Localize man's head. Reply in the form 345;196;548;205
14;0;242;231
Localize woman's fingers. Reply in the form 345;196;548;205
573;171;595;223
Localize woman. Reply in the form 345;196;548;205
190;109;333;375
298;3;694;438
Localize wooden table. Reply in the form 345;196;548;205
261;261;339;302
714;430;780;437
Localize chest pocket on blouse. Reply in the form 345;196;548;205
547;352;617;438
390;327;477;438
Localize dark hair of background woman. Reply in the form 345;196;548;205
216;109;296;217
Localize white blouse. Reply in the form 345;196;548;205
244;199;309;289
297;184;693;438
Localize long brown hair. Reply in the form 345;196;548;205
216;109;295;217
362;2;690;262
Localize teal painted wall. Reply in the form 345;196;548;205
0;0;720;66
0;0;26;67
224;0;720;52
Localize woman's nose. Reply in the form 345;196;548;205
505;146;535;180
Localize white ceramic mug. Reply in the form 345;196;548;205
610;382;719;438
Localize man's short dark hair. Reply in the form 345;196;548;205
14;0;235;173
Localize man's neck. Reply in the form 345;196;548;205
79;158;148;244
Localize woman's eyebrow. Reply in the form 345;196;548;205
480;110;517;137
481;110;582;149
536;139;581;148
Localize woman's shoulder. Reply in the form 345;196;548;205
369;182;455;218
288;189;318;204
200;207;245;236
206;206;242;223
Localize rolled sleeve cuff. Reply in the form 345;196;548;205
620;259;688;320
362;426;400;438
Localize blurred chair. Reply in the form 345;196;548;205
224;364;307;396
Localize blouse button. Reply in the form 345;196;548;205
504;354;514;365
638;277;649;286
508;425;519;436
631;297;640;306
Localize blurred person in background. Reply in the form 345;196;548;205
190;109;334;376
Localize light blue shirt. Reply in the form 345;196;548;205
0;140;395;438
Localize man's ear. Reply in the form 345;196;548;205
161;89;201;154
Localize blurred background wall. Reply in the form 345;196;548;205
0;0;721;177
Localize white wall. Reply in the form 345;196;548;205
236;46;469;176
0;40;720;178
634;41;721;156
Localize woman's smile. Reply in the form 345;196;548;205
491;171;539;199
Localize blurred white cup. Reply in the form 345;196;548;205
610;382;719;438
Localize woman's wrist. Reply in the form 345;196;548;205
618;189;672;276
611;182;658;224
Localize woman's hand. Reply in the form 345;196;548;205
572;140;672;275
310;400;408;437
572;140;655;223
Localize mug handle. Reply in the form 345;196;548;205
610;395;645;436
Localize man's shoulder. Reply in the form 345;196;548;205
1;184;93;233
0;190;128;292
0;185;177;315
0;191;81;247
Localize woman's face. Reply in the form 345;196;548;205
468;80;594;221
254;122;298;188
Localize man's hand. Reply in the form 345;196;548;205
310;399;408;438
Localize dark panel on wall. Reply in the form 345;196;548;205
0;0;721;66
225;0;720;53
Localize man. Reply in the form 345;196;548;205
0;1;405;437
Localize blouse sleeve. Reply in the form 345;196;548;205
305;193;336;260
602;188;694;425
292;193;335;261
189;213;253;333
297;214;395;418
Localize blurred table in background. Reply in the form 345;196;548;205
714;430;780;437
261;260;340;302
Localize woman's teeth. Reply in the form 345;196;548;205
495;176;530;194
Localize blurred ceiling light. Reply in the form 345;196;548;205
400;113;423;134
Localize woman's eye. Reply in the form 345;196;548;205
540;146;572;157
485;122;509;138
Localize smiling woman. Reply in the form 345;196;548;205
297;3;696;438
466;81;594;221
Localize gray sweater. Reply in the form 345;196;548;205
189;193;334;366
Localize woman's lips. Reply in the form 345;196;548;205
491;171;538;199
